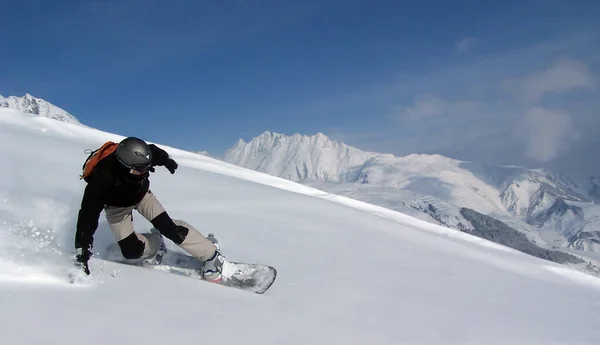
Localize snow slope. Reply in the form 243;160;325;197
2;108;600;345
0;93;80;124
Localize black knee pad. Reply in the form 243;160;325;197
151;212;188;244
118;232;145;259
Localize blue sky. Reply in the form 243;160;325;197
1;0;599;174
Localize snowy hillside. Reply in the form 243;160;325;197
0;93;80;124
225;131;600;256
2;108;600;344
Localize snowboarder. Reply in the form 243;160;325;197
74;136;225;282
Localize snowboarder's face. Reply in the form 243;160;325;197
129;168;147;176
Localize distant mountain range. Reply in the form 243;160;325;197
225;131;600;268
0;94;79;124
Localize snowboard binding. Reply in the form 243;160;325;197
207;233;220;250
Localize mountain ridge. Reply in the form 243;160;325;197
0;93;80;124
224;131;600;259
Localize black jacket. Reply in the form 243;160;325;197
75;144;172;250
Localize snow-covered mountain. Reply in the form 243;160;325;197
225;131;600;257
2;107;600;345
225;131;384;182
0;93;80;124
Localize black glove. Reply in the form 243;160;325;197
75;247;92;275
149;144;177;174
165;158;178;174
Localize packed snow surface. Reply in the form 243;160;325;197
1;109;600;345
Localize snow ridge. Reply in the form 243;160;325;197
0;93;80;124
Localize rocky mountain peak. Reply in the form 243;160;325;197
0;93;80;124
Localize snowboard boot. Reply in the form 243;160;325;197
141;228;166;265
202;233;225;282
202;249;225;282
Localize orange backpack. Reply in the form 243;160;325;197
80;141;117;182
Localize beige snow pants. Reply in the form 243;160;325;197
104;190;217;261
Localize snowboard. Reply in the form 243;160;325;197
104;231;277;294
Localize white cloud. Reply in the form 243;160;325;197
521;58;595;102
399;95;482;120
455;37;479;53
514;106;580;162
331;32;599;174
400;95;447;118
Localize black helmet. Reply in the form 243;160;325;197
116;137;152;172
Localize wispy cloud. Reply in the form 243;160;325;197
340;31;600;174
398;95;483;120
455;37;479;53
519;58;595;103
399;95;447;118
391;56;597;170
514;106;581;162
